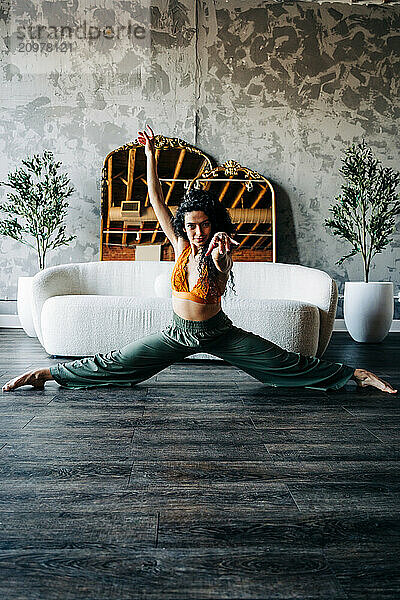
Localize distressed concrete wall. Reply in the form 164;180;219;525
0;0;399;317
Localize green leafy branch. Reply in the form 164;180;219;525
0;150;77;270
324;140;400;282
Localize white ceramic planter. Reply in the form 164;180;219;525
17;276;38;338
344;281;394;343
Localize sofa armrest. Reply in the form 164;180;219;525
31;264;82;345
284;266;338;356
228;262;339;358
265;264;338;357
316;277;338;357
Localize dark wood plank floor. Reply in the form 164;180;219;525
1;328;399;599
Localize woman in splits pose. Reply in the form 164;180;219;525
2;125;397;395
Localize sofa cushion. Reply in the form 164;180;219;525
42;295;172;356
154;273;173;298
41;294;319;359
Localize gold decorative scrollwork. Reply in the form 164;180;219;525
223;160;241;177
151;136;208;158
222;161;261;180
187;162;268;192
109;135;208;158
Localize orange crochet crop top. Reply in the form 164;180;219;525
171;244;222;305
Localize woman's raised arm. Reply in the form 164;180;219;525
137;125;179;252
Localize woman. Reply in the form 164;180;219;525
2;125;397;394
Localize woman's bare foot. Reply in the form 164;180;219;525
352;368;398;394
2;368;53;392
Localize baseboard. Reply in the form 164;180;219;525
333;319;400;332
0;315;22;328
1;314;400;332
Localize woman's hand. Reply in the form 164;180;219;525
137;124;155;156
205;232;239;257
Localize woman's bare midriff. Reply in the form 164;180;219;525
171;240;229;321
172;297;223;321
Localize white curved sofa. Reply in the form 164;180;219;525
31;260;338;360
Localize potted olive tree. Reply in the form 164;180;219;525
325;140;400;342
0;150;76;337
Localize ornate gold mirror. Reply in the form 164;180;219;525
100;137;276;262
187;161;276;262
100;136;214;261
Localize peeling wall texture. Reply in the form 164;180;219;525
0;0;399;318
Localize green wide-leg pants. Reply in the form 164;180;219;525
49;310;355;391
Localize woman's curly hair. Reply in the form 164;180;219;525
172;188;236;297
